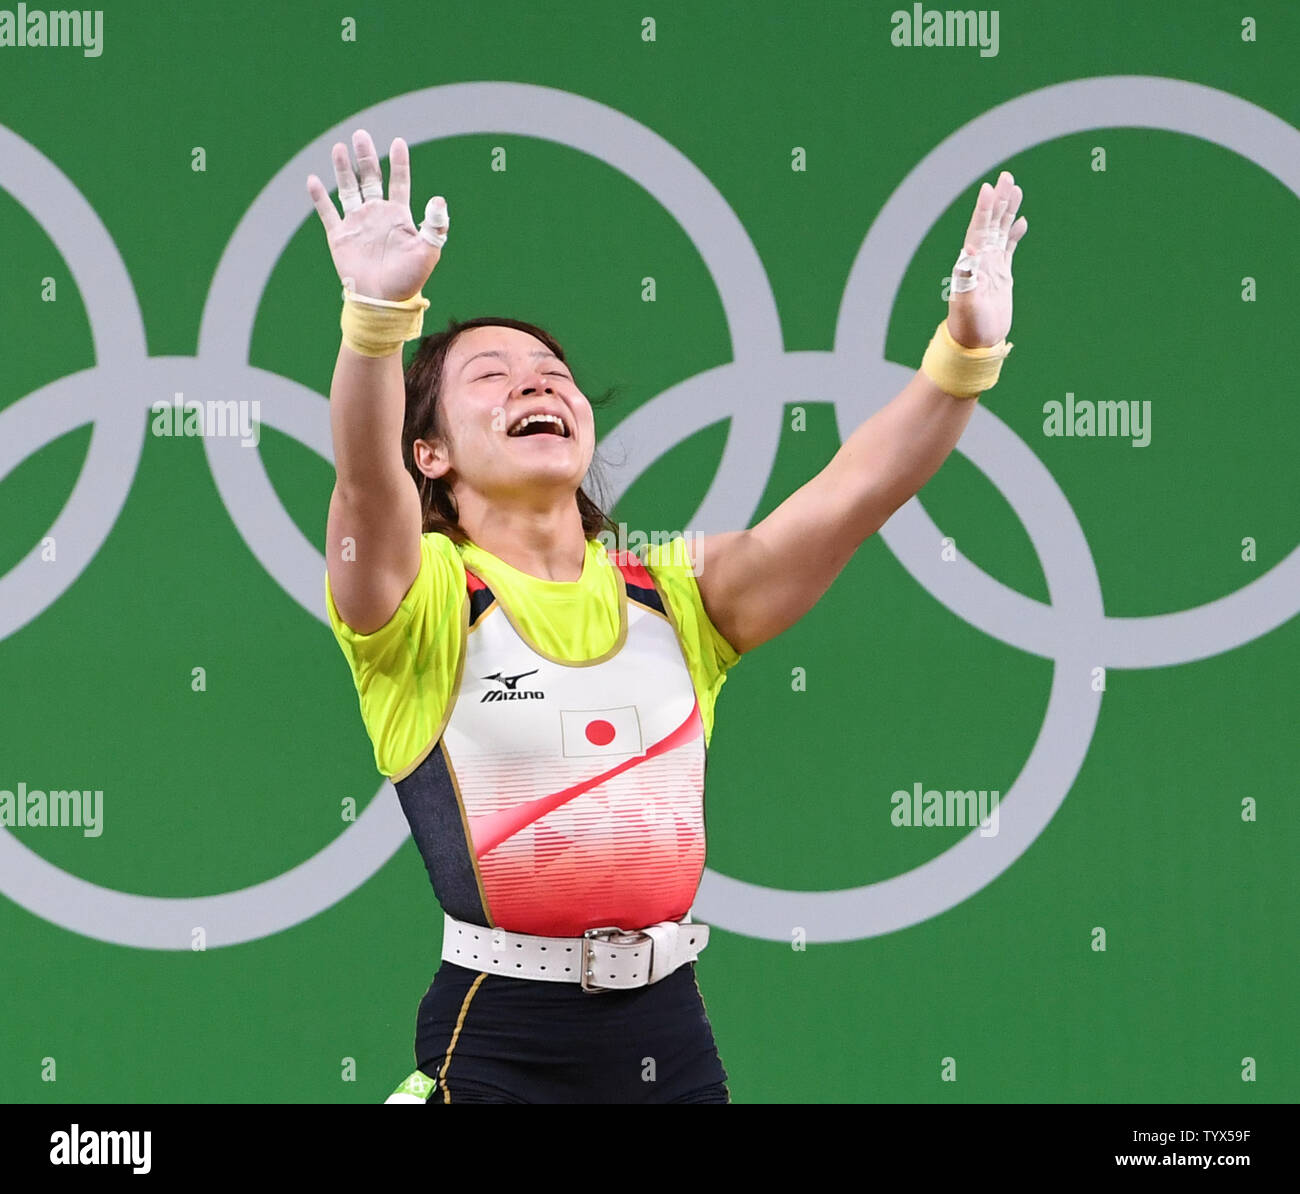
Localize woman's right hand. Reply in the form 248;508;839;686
306;129;448;301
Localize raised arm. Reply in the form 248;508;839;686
695;171;1028;655
306;130;449;633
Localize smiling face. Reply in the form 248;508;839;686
415;324;597;510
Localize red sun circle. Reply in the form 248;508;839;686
585;719;616;746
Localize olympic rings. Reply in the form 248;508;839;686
1;77;1296;946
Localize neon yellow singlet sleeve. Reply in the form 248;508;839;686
325;532;743;778
640;535;741;745
325;533;466;779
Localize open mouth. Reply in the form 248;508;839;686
506;413;570;438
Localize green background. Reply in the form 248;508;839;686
1;0;1296;1102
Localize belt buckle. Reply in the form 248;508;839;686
580;925;647;994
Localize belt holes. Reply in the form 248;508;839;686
540;965;546;971
564;967;571;973
515;963;522;968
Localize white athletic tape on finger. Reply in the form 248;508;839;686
339;177;363;214
951;250;979;293
360;177;384;201
418;196;449;247
952;194;1012;290
419;196;450;248
982;208;1010;251
988;200;1008;234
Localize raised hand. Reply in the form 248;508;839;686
306;129;449;301
945;170;1028;349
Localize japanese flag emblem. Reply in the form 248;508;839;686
559;706;644;758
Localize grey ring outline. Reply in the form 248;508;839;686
0;83;787;949
0;360;404;949
835;75;1300;669
1;79;1295;946
196;81;785;621
609;76;1300;939
0;124;147;641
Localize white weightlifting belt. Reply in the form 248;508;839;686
441;912;709;993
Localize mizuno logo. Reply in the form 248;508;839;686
481;669;544;702
483;669;538;691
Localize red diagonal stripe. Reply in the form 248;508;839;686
468;701;702;857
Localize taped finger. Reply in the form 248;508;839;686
951;249;979;293
352;130;385;203
983;200;1009;249
419;196;450;248
332;145;363;214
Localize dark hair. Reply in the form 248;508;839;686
402;315;619;543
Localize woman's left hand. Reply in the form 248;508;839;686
945;170;1028;349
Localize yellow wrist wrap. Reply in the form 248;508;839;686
920;318;1014;399
340;287;431;357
